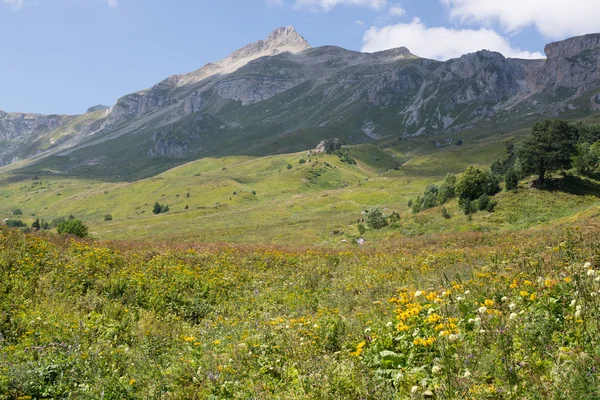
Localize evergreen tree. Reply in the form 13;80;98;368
519;119;575;184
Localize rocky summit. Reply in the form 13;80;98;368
1;28;600;180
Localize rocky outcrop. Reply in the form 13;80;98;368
537;33;600;92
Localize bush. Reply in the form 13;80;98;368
574;141;600;177
57;219;88;238
104;214;113;221
32;218;41;229
388;211;400;224
299;159;306;164
357;223;367;235
5;220;26;228
505;168;519;191
459;197;477;216
287;164;293;170
366;208;388;230
153;202;169;214
456;166;500;201
12;209;23;216
437;174;457;204
441;207;451;219
456;139;463;146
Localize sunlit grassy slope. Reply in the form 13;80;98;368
2;128;600;245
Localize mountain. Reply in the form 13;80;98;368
1;27;600;180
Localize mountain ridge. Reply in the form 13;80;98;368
2;28;600;179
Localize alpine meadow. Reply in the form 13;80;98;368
2;6;600;399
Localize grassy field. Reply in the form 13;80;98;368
1;210;600;399
2;121;600;398
2;131;599;246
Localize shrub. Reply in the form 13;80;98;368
287;164;293;170
104;214;113;221
32;218;41;229
366;208;388;230
437;174;457;204
57;219;88;238
12;209;23;216
299;159;306;164
574;141;600;177
5;220;26;228
388;211;400;224
153;202;169;214
459;197;477;216
441;207;451;219
505;168;519;191
357;223;367;235
456;139;463;146
456;166;499;201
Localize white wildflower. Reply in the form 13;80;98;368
415;291;423;297
411;386;419;394
463;370;472;378
501;296;508;302
432;365;441;373
478;306;487;314
509;303;517;310
570;300;577;307
509;312;518;320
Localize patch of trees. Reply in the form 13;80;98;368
32;218;50;230
322;138;357;165
153;202;170;214
410;166;499;216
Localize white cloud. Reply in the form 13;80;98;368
389;5;405;17
3;0;24;10
354;20;365;25
441;0;600;39
361;18;544;60
293;0;387;11
108;0;117;8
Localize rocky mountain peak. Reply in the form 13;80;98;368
545;33;600;59
265;26;311;52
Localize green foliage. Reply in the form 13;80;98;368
366;207;388;230
153;202;169;214
287;163;293;170
574;141;600;177
455;139;463;146
459;197;477;216
357;223;367;235
519;119;576;183
104;214;113;221
491;139;518;176
32;218;41;230
4;219;26;228
11;208;23;216
437;174;457;204
505;168;519;191
388;211;401;224
334;148;357;165
299;158;306;164
56;219;88;238
456;166;500;201
441;207;451;219
412;185;439;213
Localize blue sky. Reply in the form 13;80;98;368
1;0;598;115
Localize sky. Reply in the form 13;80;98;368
1;0;598;115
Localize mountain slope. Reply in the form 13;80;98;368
2;28;600;180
